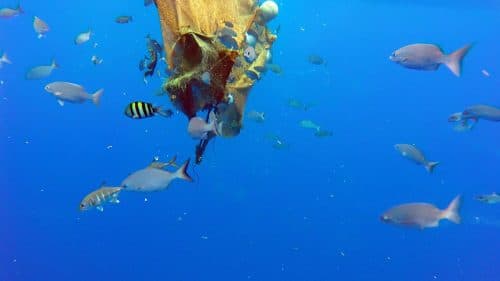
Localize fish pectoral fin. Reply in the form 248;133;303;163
54;91;62;96
57;100;64;106
96;206;104;212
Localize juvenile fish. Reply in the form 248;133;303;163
44;81;103;106
188;112;219;139
33;16;49;38
0;4;23;18
390;43;472;77
475;193;500;204
80;186;122;212
308;54;325;65
246;110;265;123
115;16;132;24
91;55;103;65
124;101;173;119
394;144;439;173
121;159;192;192
381;195;461;229
299;120;320;131
26;59;58;80
0;52;11;68
75;29;92;45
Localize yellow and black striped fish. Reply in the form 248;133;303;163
124;101;173;119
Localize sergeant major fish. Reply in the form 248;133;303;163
44;81;103;107
79;186;122;212
389;43;472;77
394;144;439;173
25;59;58;80
121;159;192;192
124;101;173;119
381;195;461;229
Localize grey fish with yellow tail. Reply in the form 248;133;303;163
394;144;439;173
121;159;192;192
79;186;122;212
124;101;173;119
381;195;461;229
389;43;472;77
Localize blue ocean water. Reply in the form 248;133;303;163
1;0;499;280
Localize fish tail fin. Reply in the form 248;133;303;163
155;106;173;118
1;52;11;64
51;59;59;69
425;161;439;173
443;44;473;77
175;159;193;182
442;195;461;224
92;89;104;106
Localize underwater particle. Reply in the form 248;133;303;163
389;43;472;77
91;55;103;65
0;80;4;85
12;259;17;263
106;145;113;150
201;71;211;85
200;235;208;240
329;194;334;198
24;139;30;145
40;187;45;192
177;216;183;221
481;69;490;77
281;264;285;271
93;42;98;48
144;197;148;202
385;256;392;262
339;250;345;257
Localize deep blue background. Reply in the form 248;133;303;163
1;0;499;280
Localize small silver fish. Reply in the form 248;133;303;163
91;55;103;65
308;55;325;65
461;105;500;122
33;16;49;39
389;43;472;77
188;113;218;139
299;120;320;131
0;4;23;18
75;29;92;45
381;195;461;229
0;52;12;68
475;193;500;204
244;46;256;63
44;81;103;106
394;144;439;173
246;110;265;123
121;159;192;192
80;186;122;212
26;59;58;80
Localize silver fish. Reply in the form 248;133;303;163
33;16;49;38
394;144;439;173
26;59;58;80
75;29;92;45
462;105;500;122
381;195;461;229
188;113;218;139
0;4;23;18
0;52;11;68
475;193;500;204
299;120;320;131
246;110;265;123
44;81;103;106
80;186;122;212
389;43;472;77
121;159;192;192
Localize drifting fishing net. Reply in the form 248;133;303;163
155;0;277;137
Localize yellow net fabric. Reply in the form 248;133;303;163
156;0;277;137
